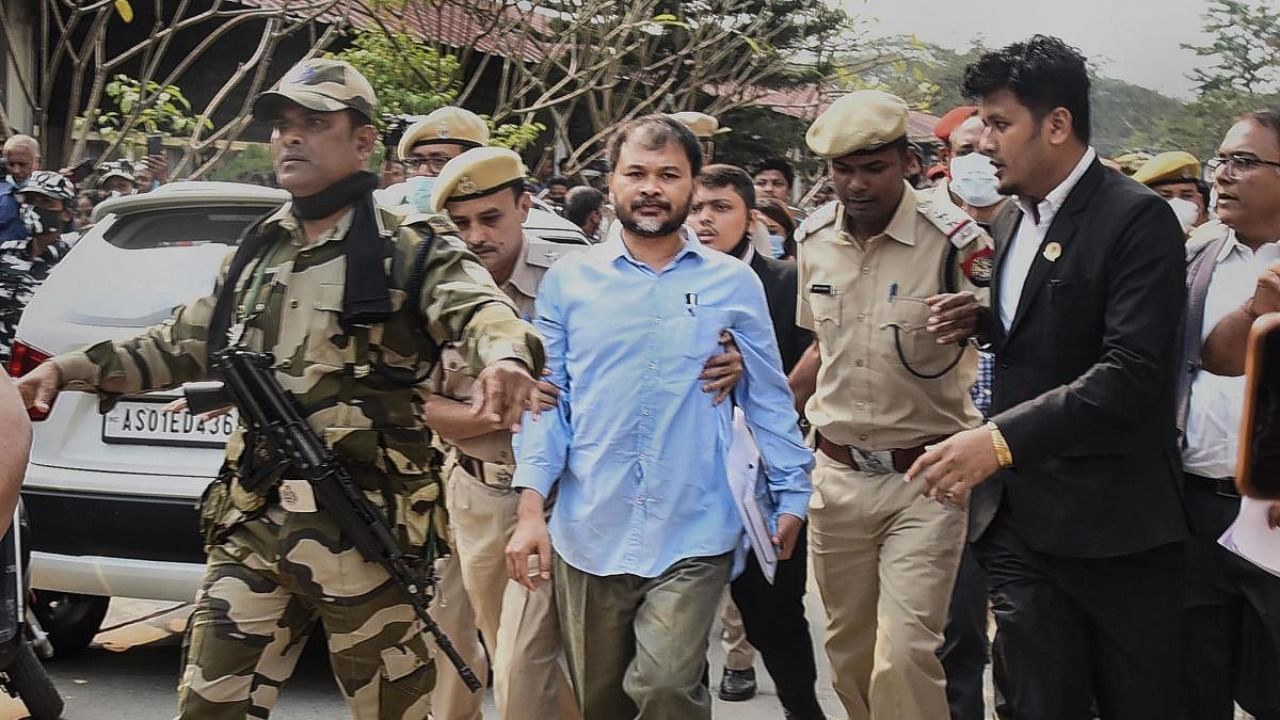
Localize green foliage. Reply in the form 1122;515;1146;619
859;38;1196;157
327;30;462;122
1145;0;1280;159
1090;78;1188;156
489;121;546;152
328;30;542;153
78;75;212;151
713;106;816;175
834;36;945;110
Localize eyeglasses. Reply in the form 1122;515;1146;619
1206;154;1280;177
405;155;452;172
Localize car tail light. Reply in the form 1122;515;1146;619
8;341;53;421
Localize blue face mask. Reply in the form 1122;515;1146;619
767;233;786;258
407;176;436;214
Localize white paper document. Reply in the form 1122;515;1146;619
726;411;778;584
1218;496;1280;579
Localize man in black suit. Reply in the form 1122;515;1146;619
691;163;823;720
906;36;1189;719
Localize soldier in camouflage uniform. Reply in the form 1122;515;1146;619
0;170;76;363
17;59;543;720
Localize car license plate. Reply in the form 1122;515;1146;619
102;399;237;448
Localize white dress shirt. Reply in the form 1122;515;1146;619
1183;231;1280;478
999;148;1098;330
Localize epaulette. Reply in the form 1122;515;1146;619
525;238;586;269
397;211;466;251
917;195;983;249
794;200;838;244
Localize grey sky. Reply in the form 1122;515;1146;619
844;0;1215;98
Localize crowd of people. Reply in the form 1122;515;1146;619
1;29;1279;720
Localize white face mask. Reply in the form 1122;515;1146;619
1167;197;1200;233
949;153;1003;208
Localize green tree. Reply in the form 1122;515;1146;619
75;75;212;157
1153;0;1280;158
328;29;544;152
327;31;460;121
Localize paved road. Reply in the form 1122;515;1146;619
0;585;847;719
0;587;1254;719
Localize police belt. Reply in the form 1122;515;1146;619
455;454;489;484
816;432;933;475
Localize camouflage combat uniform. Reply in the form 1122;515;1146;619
0;234;72;362
53;203;543;720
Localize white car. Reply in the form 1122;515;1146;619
9;181;586;655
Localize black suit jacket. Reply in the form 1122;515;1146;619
748;251;812;374
971;159;1190;558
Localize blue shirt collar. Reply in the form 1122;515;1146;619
599;223;705;271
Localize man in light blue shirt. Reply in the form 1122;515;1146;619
504;115;812;719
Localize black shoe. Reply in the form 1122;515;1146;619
718;667;757;702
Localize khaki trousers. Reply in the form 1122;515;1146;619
446;465;580;720
809;449;966;720
426;554;487;720
718;591;757;672
555;552;732;720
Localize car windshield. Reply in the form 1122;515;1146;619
102;206;270;249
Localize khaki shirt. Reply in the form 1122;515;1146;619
796;184;993;450
432;235;583;488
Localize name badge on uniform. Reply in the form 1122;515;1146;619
279;479;318;513
810;283;834;295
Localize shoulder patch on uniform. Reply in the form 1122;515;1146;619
918;198;982;249
962;246;994;288
401;211;460;238
794;200;838;243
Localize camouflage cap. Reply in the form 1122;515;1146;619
252;58;377;122
18;170;75;202
806;90;908;159
1133;151;1200;187
97;160;135;185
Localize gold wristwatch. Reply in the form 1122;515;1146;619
986;421;1014;468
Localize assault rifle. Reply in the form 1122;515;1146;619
186;347;482;692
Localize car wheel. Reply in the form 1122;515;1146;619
30;591;109;658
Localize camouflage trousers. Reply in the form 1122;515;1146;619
176;504;437;720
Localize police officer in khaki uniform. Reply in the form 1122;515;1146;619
398;107;490;178
389;105;494;720
426;147;582;720
1134;150;1209;230
788;90;994;720
670;111;730;163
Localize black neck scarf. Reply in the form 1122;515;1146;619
207;171;390;364
730;233;752;261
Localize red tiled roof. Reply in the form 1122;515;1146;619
236;0;547;63
732;84;939;141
